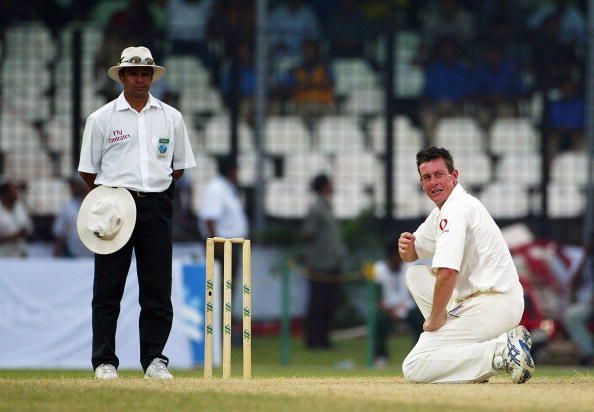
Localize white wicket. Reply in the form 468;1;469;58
204;237;252;379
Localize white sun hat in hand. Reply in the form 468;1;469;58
77;186;136;255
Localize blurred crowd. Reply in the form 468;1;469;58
0;0;587;154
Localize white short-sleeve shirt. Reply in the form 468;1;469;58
374;260;415;313
199;176;248;238
413;184;523;301
78;93;196;192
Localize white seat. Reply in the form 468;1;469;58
204;115;252;155
60;24;103;58
284;152;331;184
332;58;378;96
26;178;71;215
333;183;374;219
238;151;274;186
180;87;223;113
345;87;383;116
45;116;73;153
550;151;589;187
1;59;51;92
186;153;217;186
394;63;424;98
370;116;423;156
546;183;585;218
2;92;51;121
395;31;421;63
393;153;420;183
317;116;364;154
455;152;492;187
5;23;55;63
265;179;309;218
435;117;484;155
372;181;429;219
0;116;42;151
479;183;530;219
496;153;541;187
55;90;105;118
394;186;432;219
4;150;54;181
333;151;379;187
163;56;210;91
265;116;310;155
490;118;539;155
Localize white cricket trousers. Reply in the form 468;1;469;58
402;266;524;383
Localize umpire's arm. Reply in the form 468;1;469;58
79;172;98;190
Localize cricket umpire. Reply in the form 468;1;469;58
78;46;196;379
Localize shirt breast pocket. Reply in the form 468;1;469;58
153;135;173;160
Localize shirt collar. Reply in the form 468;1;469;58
115;92;162;112
441;183;465;209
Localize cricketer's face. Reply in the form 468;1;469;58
119;67;153;99
418;158;458;208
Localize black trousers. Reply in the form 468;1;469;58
305;270;340;348
92;189;173;372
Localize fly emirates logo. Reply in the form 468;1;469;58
108;129;131;144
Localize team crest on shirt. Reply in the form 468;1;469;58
108;129;131;144
439;218;449;232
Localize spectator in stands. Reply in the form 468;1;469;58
269;0;320;61
52;175;92;258
473;42;526;129
301;174;345;350
480;16;530;68
208;0;255;64
476;1;527;40
530;13;582;92
360;0;412;29
282;39;335;124
324;0;370;59
546;76;586;161
420;38;473;144
220;41;256;123
0;179;32;258
418;0;476;62
562;237;593;366
367;240;424;368
94;0;159;101
527;0;586;46
167;0;214;66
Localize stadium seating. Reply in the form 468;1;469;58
265;116;311;155
490;118;539;156
435;117;485;155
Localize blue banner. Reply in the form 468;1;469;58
182;263;206;366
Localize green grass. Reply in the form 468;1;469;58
1;335;593;411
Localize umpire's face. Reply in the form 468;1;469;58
419;158;458;209
119;67;154;99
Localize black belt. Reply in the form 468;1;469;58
128;189;162;198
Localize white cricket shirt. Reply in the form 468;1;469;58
199;176;248;238
374;260;415;312
413;184;523;301
78;93;196;192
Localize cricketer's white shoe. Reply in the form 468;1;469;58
94;364;119;380
499;325;535;384
144;358;174;380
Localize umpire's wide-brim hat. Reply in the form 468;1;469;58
77;186;136;255
107;46;166;83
